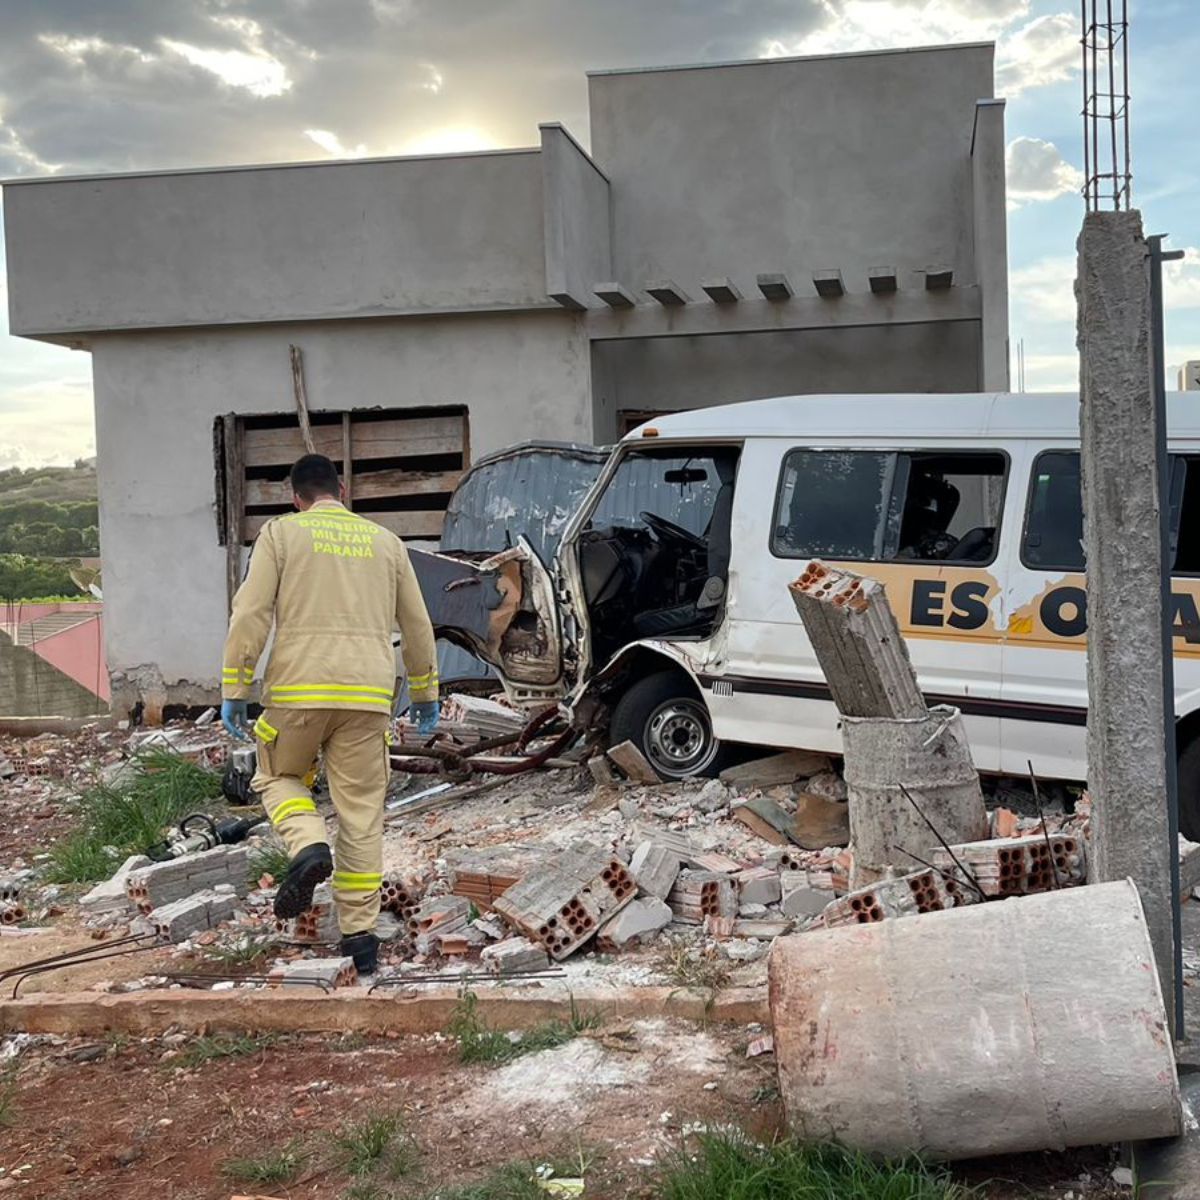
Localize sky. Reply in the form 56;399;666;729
1;0;1198;468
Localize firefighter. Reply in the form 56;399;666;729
219;453;440;973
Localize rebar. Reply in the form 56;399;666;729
5;933;167;998
1081;0;1131;210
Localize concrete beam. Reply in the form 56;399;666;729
701;277;743;304
645;280;690;306
812;270;845;298
0;984;770;1038
971;99;1011;390
593;282;637;308
924;266;954;290
584;285;979;342
757;273;794;301
868;266;898;294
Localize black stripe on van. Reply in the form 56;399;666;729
696;674;1088;728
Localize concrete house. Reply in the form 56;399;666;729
2;42;1009;716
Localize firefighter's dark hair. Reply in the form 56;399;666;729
290;454;340;501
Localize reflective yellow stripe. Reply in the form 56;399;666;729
408;672;439;687
332;870;382;890
222;668;240;678
254;717;278;742
271;684;394;696
270;796;317;824
271;694;392;706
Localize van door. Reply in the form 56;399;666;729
710;439;1010;770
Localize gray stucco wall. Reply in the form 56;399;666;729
4;150;550;336
0;636;106;718
589;44;994;297
590;321;982;439
90;310;592;703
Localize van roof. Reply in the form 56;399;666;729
624;392;1200;442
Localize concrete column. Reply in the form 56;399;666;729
971;99;1010;391
1077;209;1175;1018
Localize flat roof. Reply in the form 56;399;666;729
588;40;994;78
623;392;1200;442
1;145;540;190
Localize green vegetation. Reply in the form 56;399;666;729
0;554;85;601
221;1139;308;1185
248;839;292;885
171;1033;278;1071
46;748;225;883
413;1162;555;1200
651;1132;977;1200
448;991;602;1066
332;1111;420;1179
196;933;276;971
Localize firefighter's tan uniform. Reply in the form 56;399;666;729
220;500;438;934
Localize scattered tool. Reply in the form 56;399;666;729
145;812;263;862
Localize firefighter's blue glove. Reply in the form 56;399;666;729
412;701;440;735
221;699;251;741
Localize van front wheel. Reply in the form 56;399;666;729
609;671;730;781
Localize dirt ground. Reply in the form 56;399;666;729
0;1024;1127;1200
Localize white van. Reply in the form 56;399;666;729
415;392;1200;837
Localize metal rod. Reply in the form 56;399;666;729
895;845;983;896
897;784;989;901
1149;233;1187;1039
1028;760;1062;889
1107;0;1119;209
163;971;335;994
367;969;567;994
10;937;167;998
1081;0;1090;206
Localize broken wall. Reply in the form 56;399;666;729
0;635;107;718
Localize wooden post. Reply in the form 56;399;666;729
222;414;245;614
289;345;317;455
342;411;354;510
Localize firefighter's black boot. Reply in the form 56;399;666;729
273;842;333;919
340;931;380;975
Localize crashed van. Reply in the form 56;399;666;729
412;391;1200;838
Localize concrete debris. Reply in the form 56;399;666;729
693;778;733;813
276;883;340;944
720;750;831;789
79;854;151;914
804;770;849;802
410;895;471;955
596;897;673;950
791;792;850;850
0;877;21;904
732;797;794;845
441;693;524;738
816;868;978;929
932;833;1087;896
779;872;835;920
481;936;551;976
607;740;660;783
446;844;547;912
126;845;251;912
149;887;240;942
1179;836;1200;895
587;755;619;786
667;870;737;925
629;841;682;901
494;842;637;960
380;874;426;922
374;911;405;942
0;901;26;926
0;755;14;780
733;919;792;938
734;867;781;907
269;956;357;989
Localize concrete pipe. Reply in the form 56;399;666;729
769;880;1181;1160
842;705;988;887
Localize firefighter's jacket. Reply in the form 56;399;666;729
220;500;438;711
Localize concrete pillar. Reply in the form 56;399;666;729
971;99;1010;391
1077;209;1176;1017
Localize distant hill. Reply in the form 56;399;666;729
0;463;98;505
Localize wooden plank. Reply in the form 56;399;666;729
243;508;446;542
289;345;317;455
342;412;353;510
243;469;461;508
222;414;245;608
243;417;464;468
720;750;832;789
607;740;660;783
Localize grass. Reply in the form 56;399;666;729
196;933;276;970
170;1033;276;1071
248;839;292;885
651;1131;978;1200
331;1110;420;1179
0;1062;19;1127
448;991;602;1066
660;943;733;994
46;747;225;883
329;1031;369;1053
221;1139;307;1185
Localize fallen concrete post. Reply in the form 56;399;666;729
769;879;1181;1160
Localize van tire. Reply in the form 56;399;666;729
609;670;731;781
1177;734;1200;842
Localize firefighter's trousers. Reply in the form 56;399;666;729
251;707;389;936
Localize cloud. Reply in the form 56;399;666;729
995;12;1077;95
159;39;291;98
1006;135;1082;205
1010;253;1077;325
303;128;368;157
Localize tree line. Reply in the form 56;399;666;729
0;500;99;557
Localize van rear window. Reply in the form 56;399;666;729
772;449;1007;565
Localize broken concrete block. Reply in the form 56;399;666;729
446;844;547;913
410;895;470;955
694;779;732;813
733;798;794;845
380;874;426;921
277;882;340;944
720;750;832;789
587;755;619;786
629;841;682;901
81;854;151;914
704;914;737;938
596;897;672;950
148;889;239;943
805;770;848;802
792;792;850;851
735;867;782;907
722;938;769;962
0;901;26;926
734;919;792;939
690;850;743;874
738;903;770;919
817;868;979;930
482;936;551;976
126;846;251;912
493;843;636;960
0;877;22;904
631;823;697;861
779;873;833;920
667;870;737;925
931;834;1086;897
269;956;357;989
607;740;660;783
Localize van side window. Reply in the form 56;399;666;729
1172;456;1200;575
1022;452;1084;571
772;449;1007;564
